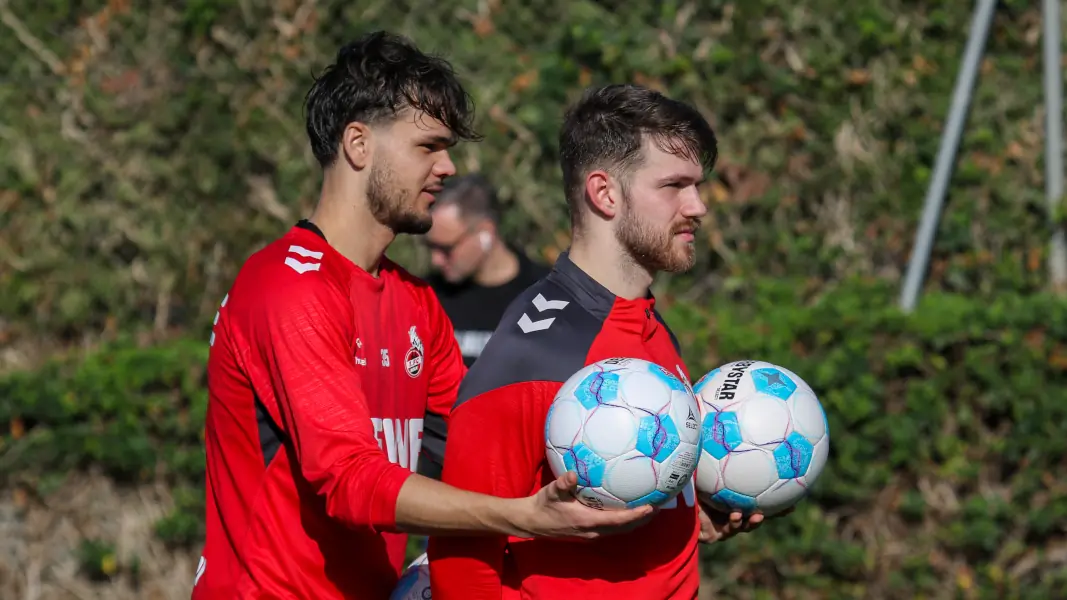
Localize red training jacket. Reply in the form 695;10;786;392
428;251;700;600
193;220;465;599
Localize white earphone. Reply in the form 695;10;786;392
479;231;492;251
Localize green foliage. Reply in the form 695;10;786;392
0;339;208;485
0;0;1061;348
76;538;140;583
662;284;1067;598
155;485;208;548
6;288;1067;597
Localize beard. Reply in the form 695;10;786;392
367;159;433;235
616;197;699;274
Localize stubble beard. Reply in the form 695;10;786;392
616;195;698;274
367;159;433;235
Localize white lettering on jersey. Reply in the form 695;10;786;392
380;349;390;367
381;419;398;463
370;418;424;472
395;419;411;468
284;245;322;274
408;419;424;468
517;293;570;334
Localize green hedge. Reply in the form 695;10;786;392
0;0;1058;347
0;338;209;548
672;282;1067;598
5;285;1067;598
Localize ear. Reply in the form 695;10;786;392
584;170;620;220
341;122;372;170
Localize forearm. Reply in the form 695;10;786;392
394;473;526;537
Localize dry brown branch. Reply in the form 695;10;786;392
0;1;66;75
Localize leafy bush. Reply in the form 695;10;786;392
671;283;1067;598
0;0;1059;350
0;337;209;547
5;286;1067;598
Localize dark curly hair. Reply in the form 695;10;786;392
559;84;718;230
304;31;481;167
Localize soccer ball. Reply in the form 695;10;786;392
544;357;701;510
693;360;829;516
389;553;430;600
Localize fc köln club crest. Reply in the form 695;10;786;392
405;325;424;378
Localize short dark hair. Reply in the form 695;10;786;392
304;31;481;167
435;173;500;223
558;84;718;229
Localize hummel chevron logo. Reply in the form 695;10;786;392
285;258;320;274
284;245;322;274
517;293;570;334
517;314;553;333
288;245;323;259
531;293;569;312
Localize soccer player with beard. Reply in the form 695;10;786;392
427;84;765;599
193;34;655;600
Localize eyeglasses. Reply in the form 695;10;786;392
424;227;477;258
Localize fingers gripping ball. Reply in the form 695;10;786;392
693;360;830;517
389;553;430;600
544;357;701;510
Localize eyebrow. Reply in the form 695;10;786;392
658;174;707;186
420;134;457;148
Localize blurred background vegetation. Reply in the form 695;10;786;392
2;0;1066;598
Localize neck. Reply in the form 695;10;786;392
309;177;394;275
473;242;520;287
567;229;653;300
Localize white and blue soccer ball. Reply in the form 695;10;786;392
693;360;830;517
389;553;430;600
544;357;701;510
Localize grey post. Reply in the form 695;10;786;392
1043;0;1067;293
899;0;998;313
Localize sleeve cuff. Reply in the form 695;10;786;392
367;464;415;532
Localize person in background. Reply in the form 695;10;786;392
425;174;550;367
416;174;549;481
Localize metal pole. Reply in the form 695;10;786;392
1043;0;1067;293
899;0;998;313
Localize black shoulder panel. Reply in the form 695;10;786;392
453;274;609;408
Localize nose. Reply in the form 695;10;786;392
430;249;448;268
681;185;708;219
433;151;457;179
